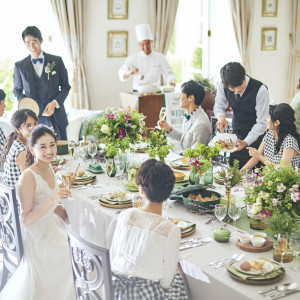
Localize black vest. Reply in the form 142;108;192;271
33;71;47;117
224;77;265;140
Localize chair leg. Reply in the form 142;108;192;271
0;265;9;291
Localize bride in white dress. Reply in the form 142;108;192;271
0;125;75;300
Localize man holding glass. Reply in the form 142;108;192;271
159;80;212;151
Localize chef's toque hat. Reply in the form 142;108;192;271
135;24;153;42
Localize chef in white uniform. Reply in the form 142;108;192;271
118;24;175;91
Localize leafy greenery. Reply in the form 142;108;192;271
244;164;300;217
183;143;220;160
146;130;173;162
193;73;216;92
0;58;14;110
220;160;242;189
268;211;297;236
192;47;202;70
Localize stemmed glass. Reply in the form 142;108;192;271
228;204;241;232
68;141;76;156
289;233;300;270
214;204;227;228
277;233;288;267
114;157;126;185
155;107;167;129
88;141;97;162
104;158;114;185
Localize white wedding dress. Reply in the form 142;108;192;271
0;169;75;300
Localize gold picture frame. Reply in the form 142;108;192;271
107;31;128;57
262;0;278;17
108;0;128;19
261;28;277;51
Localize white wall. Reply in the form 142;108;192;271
249;0;292;103
85;0;149;110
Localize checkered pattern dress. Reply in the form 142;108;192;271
263;130;300;168
0;127;5;156
113;272;188;300
3;140;27;187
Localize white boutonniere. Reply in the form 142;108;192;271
45;62;56;80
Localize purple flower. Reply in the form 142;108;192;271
105;113;114;119
141;132;146;137
123;114;131;121
118;127;126;139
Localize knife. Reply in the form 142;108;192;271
180;243;207;251
270;289;300;299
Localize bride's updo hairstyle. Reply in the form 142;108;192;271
136;159;175;203
25;124;57;167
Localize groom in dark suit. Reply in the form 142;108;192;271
13;26;70;140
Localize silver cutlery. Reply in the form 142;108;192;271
180;242;207;251
213;253;244;268
209;253;238;266
180;237;201;245
268;289;300;300
259;283;294;295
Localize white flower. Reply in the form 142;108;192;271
292;184;299;191
277;183;286;193
100;124;110;135
272;198;281;206
254;168;260;173
291;193;299;203
251;203;262;215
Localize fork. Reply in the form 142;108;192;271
213;253;244;268
209;253;238;266
180;237;201;245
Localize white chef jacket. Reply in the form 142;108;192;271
118;51;175;91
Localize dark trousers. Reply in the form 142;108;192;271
229;135;264;169
39;115;67;140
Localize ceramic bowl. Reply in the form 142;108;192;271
252;232;267;238
238;234;252;244
251;237;266;248
212;228;231;243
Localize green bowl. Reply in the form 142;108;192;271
212;228;231;243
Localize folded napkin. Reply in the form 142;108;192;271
99;197;132;205
169;218;195;232
226;257;284;281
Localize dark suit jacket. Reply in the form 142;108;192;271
13;52;70;129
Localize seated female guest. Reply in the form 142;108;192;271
0;125;75;299
110;159;188;300
243;103;300;169
2;108;38;186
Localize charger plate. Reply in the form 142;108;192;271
73;177;96;185
99;200;132;209
170;159;190;171
18;97;40;116
237;238;273;253
181;225;196;238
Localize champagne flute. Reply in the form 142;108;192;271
289;233;300;270
156;107;167;129
105;158;114;185
114;157;125;185
214;204;227;228
277;233;288;267
88;141;97;162
228;204;241;232
68;141;76;156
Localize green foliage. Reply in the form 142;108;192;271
0;58;14;110
146;130;173;162
223;160;242;189
183;143;220;160
193;73;216;92
268;211;297;236
192;47;202;70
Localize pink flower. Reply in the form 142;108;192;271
105;113;114;119
123;114;131;121
118;127;126;139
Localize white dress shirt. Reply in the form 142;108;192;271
119;51;175;91
110;208;180;289
31;52;44;77
214;75;269;145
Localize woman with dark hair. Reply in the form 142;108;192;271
0;124;75;300
3;108;38;187
243;103;300;169
111;159;188;300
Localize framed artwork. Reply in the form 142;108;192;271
107;31;128;57
262;0;278;17
261;28;277;51
108;0;128;19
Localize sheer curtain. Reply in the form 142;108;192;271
50;0;89;109
228;0;254;73
149;0;179;54
287;0;300;102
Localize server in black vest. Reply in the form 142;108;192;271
214;62;269;168
13;26;70;140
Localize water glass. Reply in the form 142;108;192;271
214;204;227;228
88;141;97;161
228;204;241;231
114;157;126;185
289;232;300;270
277;233;288;267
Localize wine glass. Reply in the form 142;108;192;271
277;233;288;267
228;204;241;232
156;107;167;129
214;204;227;228
104;158;114;185
68;141;76;156
88;141;97;162
114;157;126;185
289;233;300;270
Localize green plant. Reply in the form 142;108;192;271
268;211;297;236
146;130;173;162
193;74;216;92
221;160;242;190
0;58;14;110
183;143;220;160
82;119;93;137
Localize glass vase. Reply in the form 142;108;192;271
189;171;204;186
220;189;236;206
249;218;267;230
204;164;213;185
273;244;293;263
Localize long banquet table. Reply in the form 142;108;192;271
63;154;300;300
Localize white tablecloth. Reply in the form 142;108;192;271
63;155;300;300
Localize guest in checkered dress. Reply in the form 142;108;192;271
0;89;7;157
243;103;300;170
111;159;188;300
2;108;38;187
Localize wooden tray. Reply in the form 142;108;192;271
181;225;196;238
99;200;132;209
227;267;285;285
73;177;96;185
237;238;273;252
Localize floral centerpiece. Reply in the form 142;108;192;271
244;164;300;228
91;107;147;157
146;130;173;162
183;143;220;185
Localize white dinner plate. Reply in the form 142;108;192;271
233;260;274;275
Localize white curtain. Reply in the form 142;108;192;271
149;0;179;54
287;0;300;102
229;0;254;73
50;0;89;109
